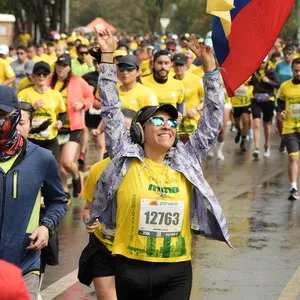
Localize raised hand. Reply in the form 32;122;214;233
94;27;115;53
184;34;217;73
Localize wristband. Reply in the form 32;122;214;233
204;69;219;77
100;61;114;64
41;222;54;237
101;51;114;54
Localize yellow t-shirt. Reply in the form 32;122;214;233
0;58;15;84
18;87;66;140
117;82;158;111
142;74;184;108
113;157;192;263
278;79;300;134
189;64;204;78
231;84;253;107
54;81;69;128
177;72;204;134
17;76;33;93
140;59;151;76
82;158;113;250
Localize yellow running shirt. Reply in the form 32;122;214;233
82;158;113;251
0;58;15;84
142;74;184;108
113;157;192;263
18;87;66;140
278;79;300;134
231;84;253;107
117;82;158;111
189;64;205;78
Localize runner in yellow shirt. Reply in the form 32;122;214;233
0;45;15;85
173;53;204;137
231;83;253;152
117;55;158;110
277;58;300;200
141;50;184;112
18;61;66;158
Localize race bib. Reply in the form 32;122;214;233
290;103;300;119
31;118;50;138
138;198;184;238
57;134;70;145
101;224;115;242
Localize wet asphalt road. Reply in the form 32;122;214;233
40;127;300;300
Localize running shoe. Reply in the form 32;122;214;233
288;188;300;201
72;172;83;198
216;150;224;160
264;146;271;158
252;149;259;159
77;152;86;166
235;129;241;144
279;140;286;153
240;139;247;152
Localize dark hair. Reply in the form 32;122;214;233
292;58;300;68
16;45;27;52
76;43;88;52
19;102;34;123
47;41;55;47
50;66;72;91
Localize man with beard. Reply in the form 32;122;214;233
141;50;185;113
0;86;67;299
277;58;300;200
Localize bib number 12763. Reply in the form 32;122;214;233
138;199;184;237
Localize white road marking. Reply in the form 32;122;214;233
40;269;79;300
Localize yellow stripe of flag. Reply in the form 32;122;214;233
206;0;235;37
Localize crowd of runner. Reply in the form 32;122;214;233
0;26;300;299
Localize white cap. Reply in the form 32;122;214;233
205;38;213;48
0;44;9;55
53;33;60;40
171;34;178;40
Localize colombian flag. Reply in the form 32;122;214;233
208;0;296;96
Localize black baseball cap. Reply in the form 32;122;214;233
118;55;140;69
173;53;187;65
153;50;172;62
32;61;51;74
56;54;71;66
0;86;19;113
136;104;178;126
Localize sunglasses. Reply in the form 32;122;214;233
34;72;50;77
148;116;178;128
118;65;136;72
17;52;25;55
284;51;293;56
79;51;89;55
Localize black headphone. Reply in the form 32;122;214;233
130;106;179;146
130;107;149;145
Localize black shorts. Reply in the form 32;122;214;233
85;110;102;129
57;129;82;144
251;99;275;122
282;132;300;155
28;137;59;159
232;106;252;118
115;255;192;300
78;233;115;286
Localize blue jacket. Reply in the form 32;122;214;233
89;64;231;247
0;141;67;274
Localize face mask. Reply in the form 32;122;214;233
0;110;25;161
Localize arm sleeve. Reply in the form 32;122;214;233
185;72;224;164
277;99;285;112
58;112;67;123
98;64;131;158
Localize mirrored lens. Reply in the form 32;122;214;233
118;65;136;72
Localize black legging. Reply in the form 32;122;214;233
115;255;192;300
